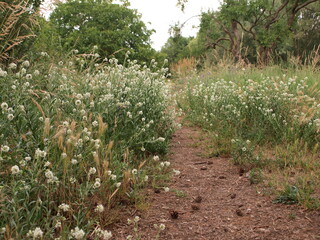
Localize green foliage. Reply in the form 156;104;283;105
29;17;63;59
180;66;320;208
187;0;319;65
273;185;299;205
161;35;192;64
183;71;320;146
231;139;260;168
0;55;176;238
50;0;155;63
249;168;263;184
293;1;320;57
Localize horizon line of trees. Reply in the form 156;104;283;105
1;0;319;68
162;0;320;66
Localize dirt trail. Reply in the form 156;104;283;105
113;124;320;240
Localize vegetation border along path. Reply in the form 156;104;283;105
112;121;320;240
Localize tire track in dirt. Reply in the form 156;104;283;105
113;124;320;240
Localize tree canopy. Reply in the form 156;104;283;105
50;0;156;63
176;0;319;65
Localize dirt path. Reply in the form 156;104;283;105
113;124;320;240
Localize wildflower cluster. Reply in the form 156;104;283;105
0;55;175;238
185;75;320;145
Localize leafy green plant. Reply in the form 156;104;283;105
249;168;263;184
273;185;299;205
0;54;175;239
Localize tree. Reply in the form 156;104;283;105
179;0;319;65
161;23;192;64
220;0;318;64
50;0;155;63
293;1;320;59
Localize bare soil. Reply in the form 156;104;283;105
112;124;320;240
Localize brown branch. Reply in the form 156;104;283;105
215;37;230;44
206;40;231;52
295;0;318;13
288;0;318;27
266;0;289;29
232;19;257;40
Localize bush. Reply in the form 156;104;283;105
0;54;175;239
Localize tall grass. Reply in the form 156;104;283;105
0;0;38;63
0;52;176;239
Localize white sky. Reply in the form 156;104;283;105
127;0;220;50
41;0;220;50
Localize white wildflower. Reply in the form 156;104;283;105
173;169;181;175
96;228;112;240
92;121;98;127
7;114;14;121
93;180;101;189
88;167;97;175
8;63;17;69
1;102;8;110
44;161;51;167
35;148;47;158
71;159;78;165
159;223;165;230
70;227;85;239
94;204;104;213
11;165;20;175
58;203;70;212
134;216;140;222
32;227;43;239
34;70;40;76
1;145;10;152
70;177;77;183
45;169;54;179
22;60;30;68
19;160;26;167
0;69;7;77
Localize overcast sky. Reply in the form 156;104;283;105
128;0;220;50
42;0;220;50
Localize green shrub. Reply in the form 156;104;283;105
0;54;175;239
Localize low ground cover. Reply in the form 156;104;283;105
181;66;320;208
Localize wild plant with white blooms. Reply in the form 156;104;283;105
0;52;176;239
184;74;320;145
182;68;320;207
